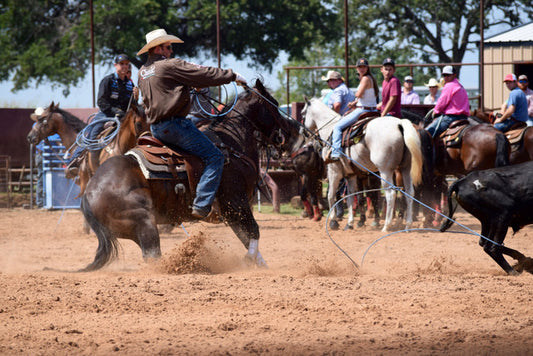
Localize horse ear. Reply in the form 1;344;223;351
54;102;60;110
304;95;310;104
255;78;265;92
49;101;55;110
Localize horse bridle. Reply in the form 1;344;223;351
228;85;289;149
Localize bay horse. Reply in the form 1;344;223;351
302;97;423;232
432;120;510;176
471;109;533;165
280;117;325;221
79;80;287;271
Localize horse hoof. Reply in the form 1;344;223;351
344;224;353;231
244;252;268;268
371;221;379;228
329;220;340;230
357;221;364;228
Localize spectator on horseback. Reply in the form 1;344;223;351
376;58;401;117
517;74;533;126
65;53;135;178
494;73;529;132
425;65;469;138
401;75;420;105
423;78;441;105
136;28;246;219
328;58;379;162
322;70;355;115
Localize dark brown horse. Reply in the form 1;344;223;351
79;80;287;271
279;118;325;221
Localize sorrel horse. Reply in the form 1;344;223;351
302;97;423;232
77;103;149;194
27;102;86;157
26;101;149;195
280;117;325;221
79;80;287;271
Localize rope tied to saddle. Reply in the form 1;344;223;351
75;116;121;151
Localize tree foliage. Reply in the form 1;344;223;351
276;0;533;100
0;0;338;93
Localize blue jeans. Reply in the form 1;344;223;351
426;114;466;138
494;119;524;133
331;108;375;158
151;117;224;213
70;112;108;163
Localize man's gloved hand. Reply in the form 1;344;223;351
234;72;247;86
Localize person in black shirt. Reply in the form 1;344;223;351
65;54;134;178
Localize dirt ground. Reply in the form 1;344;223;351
1;207;533;355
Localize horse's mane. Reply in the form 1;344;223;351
52;106;87;131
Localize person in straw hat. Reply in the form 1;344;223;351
321;70;354;116
423;78;441;105
137;28;247;219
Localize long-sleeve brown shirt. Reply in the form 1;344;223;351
138;54;236;124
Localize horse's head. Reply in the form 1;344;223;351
301;96;316;131
239;79;288;148
27;101;61;144
122;104;149;137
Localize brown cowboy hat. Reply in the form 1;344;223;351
137;29;184;55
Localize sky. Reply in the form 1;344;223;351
0;20;512;109
0;53;286;109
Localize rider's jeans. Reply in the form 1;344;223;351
151;117;224;213
426;114;466;138
70;111;108;163
331;108;375;158
494;118;523;132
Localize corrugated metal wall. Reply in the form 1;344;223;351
484;45;533;110
0;108;97;167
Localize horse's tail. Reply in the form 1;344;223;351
439;178;460;232
78;195;119;272
494;131;510;167
400;120;423;187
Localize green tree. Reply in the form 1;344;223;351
0;0;338;94
277;0;532;100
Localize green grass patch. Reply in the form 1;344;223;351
253;203;302;216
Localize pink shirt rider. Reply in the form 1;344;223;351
434;78;469;116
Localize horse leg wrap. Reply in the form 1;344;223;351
313;205;322;221
302;200;313;219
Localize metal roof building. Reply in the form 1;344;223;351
483;22;533;109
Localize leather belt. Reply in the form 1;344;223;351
359;106;377;111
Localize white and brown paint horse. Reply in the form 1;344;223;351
302;97;423;232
